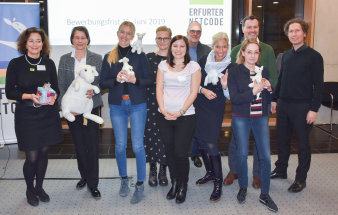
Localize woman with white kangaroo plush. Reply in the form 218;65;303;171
227;38;277;212
100;21;153;204
193;32;234;202
58;26;103;199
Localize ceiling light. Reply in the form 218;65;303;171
257;5;263;8
273;1;279;4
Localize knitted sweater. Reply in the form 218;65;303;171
273;44;324;112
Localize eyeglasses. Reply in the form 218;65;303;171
73;36;87;40
156;37;170;41
244;51;260;56
189;30;201;34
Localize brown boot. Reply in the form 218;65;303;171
252;176;260;189
223;172;238;185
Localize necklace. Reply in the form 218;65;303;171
118;46;131;58
25;54;42;66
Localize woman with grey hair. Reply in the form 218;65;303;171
193;32;233;202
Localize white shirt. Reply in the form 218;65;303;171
71;49;86;79
158;60;200;116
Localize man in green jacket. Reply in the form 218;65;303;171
224;15;278;189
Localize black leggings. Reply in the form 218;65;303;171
199;140;220;156
23;146;49;192
157;114;196;184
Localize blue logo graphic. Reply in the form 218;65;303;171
0;3;39;65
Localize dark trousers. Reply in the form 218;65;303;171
67;107;100;189
157;114;196;184
275;100;312;182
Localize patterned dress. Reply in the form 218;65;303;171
144;52;167;164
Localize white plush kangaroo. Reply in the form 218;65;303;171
204;69;224;86
118;57;135;83
131;33;145;54
61;65;104;124
248;65;264;99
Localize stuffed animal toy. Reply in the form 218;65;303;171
118;57;135;83
248;65;264;99
61;65;104;124
131;33;145;54
204;69;224;86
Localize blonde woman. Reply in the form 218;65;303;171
100;21;153;204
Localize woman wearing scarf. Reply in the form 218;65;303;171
193;32;233;202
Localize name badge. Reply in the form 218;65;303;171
30;68;35;71
37;65;46;71
177;75;187;82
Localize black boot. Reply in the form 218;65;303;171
26;189;39;207
166;179;178;200
148;162;158;187
196;149;214;185
176;182;188;204
210;154;223;202
158;164;168;186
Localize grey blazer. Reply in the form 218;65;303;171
58;50;103;109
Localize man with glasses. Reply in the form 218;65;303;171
187;21;211;168
224;15;278;188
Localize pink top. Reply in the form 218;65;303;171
158;60;200;116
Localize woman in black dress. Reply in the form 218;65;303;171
145;26;171;187
193;32;233;202
5;27;63;207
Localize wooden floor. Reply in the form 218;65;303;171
42;124;338;159
45;100;337;159
4;100;338;159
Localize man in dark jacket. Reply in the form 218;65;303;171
187;21;211;168
270;18;324;193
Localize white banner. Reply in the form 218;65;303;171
0;3;40;144
0;86;16;144
48;0;232;45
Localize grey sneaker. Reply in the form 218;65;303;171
237;188;247;204
259;194;278;212
130;184;144;204
119;178;130;197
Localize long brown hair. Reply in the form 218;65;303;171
107;21;135;65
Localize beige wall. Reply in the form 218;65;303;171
314;0;338;82
313;0;338;124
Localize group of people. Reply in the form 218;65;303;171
5;15;323;213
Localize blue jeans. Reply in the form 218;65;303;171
228;133;259;176
110;100;147;182
232;116;271;195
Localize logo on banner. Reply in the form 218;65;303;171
188;0;226;26
0;18;27;49
0;17;27;84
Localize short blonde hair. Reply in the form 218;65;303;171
156;26;172;37
211;32;229;47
